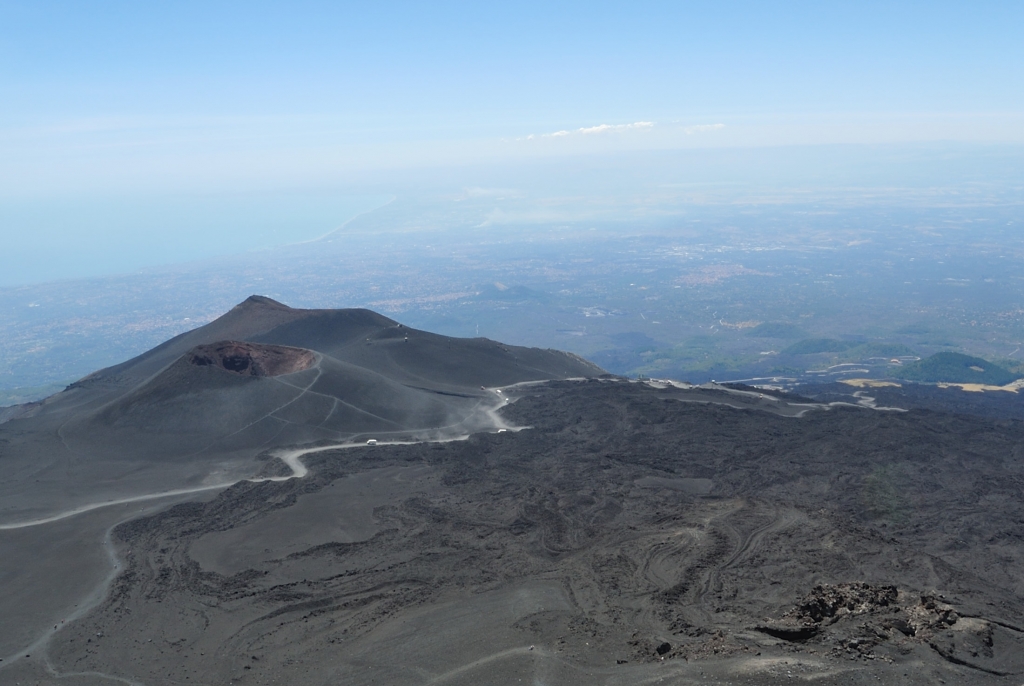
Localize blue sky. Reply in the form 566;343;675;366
0;1;1022;285
2;1;1022;195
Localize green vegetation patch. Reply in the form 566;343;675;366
893;352;1018;386
895;323;932;335
849;342;918;358
747;322;807;339
782;338;852;355
1003;359;1024;377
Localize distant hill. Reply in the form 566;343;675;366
849;342;917;358
893;351;1018;386
747;323;807;339
782;338;852;355
781;338;915;357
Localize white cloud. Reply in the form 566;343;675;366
517;121;655;141
579;121;654;135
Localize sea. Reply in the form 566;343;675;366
0;192;390;288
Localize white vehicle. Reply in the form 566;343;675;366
366;439;378;446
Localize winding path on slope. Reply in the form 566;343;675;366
0;382;521;680
0;435;482;680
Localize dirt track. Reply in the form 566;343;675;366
20;379;1024;684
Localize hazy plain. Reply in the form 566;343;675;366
3;146;1023;405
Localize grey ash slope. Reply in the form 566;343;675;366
40;379;1024;686
59;295;595;403
0;296;602;520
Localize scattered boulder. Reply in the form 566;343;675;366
784;583;898;624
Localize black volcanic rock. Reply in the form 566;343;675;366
800;380;1024;420
27;378;1024;685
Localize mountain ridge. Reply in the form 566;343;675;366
0;296;604;519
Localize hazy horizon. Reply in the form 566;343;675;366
2;141;1022;288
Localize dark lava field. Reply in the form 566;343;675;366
3;299;1024;685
